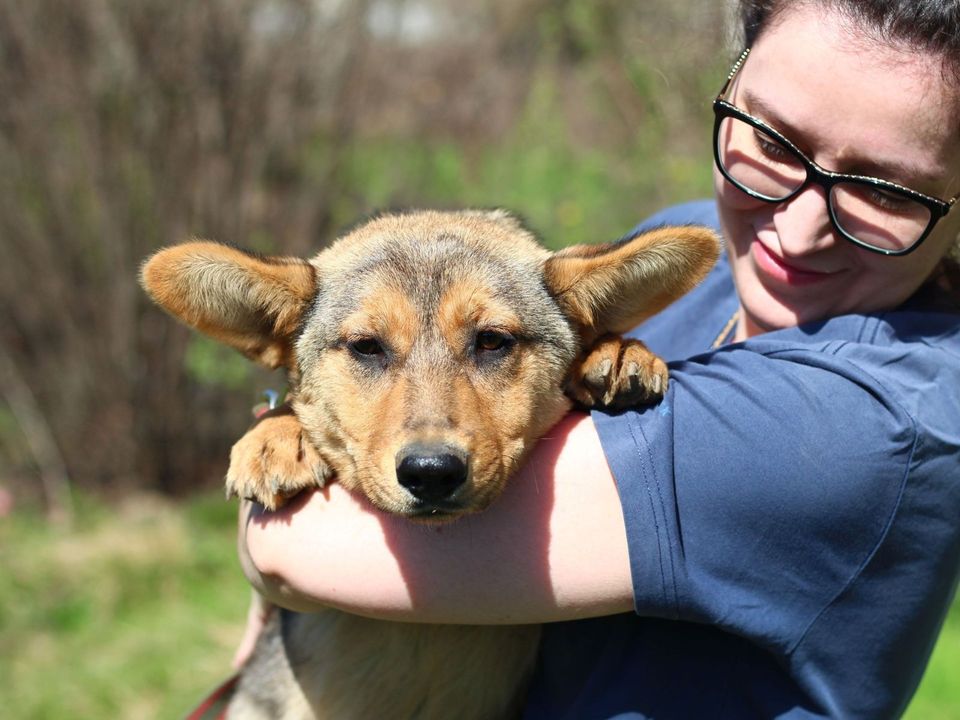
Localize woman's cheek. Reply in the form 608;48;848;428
714;169;766;213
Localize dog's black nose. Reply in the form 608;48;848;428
396;446;468;504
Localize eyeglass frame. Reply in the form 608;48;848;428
713;47;960;257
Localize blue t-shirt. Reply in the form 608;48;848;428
523;200;960;719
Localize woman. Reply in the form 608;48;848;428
238;1;960;717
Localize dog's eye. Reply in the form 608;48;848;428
475;330;513;353
349;338;384;356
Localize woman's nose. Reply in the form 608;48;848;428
772;184;838;256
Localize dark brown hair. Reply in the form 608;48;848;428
738;0;960;72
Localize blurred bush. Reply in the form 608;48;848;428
0;0;730;509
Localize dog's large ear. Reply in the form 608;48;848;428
140;241;316;369
544;226;720;342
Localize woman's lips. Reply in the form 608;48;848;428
751;239;840;287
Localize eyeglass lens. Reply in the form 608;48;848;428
716;115;932;252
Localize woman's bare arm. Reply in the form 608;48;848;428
238;412;634;625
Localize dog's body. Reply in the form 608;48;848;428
232;603;541;719
141;210;718;720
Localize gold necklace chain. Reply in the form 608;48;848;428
712;310;740;348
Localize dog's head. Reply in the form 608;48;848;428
141;210;717;520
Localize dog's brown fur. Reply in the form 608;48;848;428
140;210;718;719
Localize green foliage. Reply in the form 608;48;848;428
323;74;714;253
0;404;18;439
184;336;254;390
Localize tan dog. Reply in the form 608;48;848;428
141;210;718;719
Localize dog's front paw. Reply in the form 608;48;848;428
566;334;669;411
227;408;332;510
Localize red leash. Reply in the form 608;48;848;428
183;674;239;720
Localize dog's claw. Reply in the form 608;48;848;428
313;466;328;489
584;357;613;392
567;335;669;411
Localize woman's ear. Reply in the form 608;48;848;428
140;241;317;369
543;226;719;343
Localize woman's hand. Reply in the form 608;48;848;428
237;412;635;625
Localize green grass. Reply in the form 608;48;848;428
0;494;248;719
0;494;957;718
905;599;960;719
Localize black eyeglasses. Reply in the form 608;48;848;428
713;48;959;256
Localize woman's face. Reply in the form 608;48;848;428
715;5;960;340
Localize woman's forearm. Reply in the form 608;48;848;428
239;412;634;624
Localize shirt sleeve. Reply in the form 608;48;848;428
593;337;960;716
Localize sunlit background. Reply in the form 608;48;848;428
0;1;955;717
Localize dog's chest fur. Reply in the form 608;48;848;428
227;609;541;720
